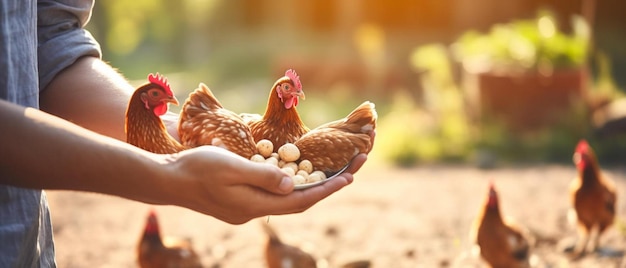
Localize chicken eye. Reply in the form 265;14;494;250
283;84;290;91
151;91;159;97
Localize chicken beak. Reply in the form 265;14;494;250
572;152;581;164
297;90;305;100
167;95;179;106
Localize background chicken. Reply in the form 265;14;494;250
470;181;531;268
569;139;617;256
178;83;258;159
244;69;309;151
125;73;186;154
138;209;203;268
295;101;376;173
260;221;318;268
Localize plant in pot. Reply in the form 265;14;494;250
451;9;591;131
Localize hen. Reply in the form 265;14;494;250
138;209;203;268
294;101;376;173
178;83;258;159
471;181;531;268
260;221;317;268
569;139;617;256
245;69;309;151
125;73;186;154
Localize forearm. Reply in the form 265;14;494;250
0;98;359;223
0;99;168;204
39;56;135;141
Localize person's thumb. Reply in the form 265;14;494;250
247;164;294;194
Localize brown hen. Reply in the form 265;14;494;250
244;69;309;151
569;139;617;255
471;182;530;268
295;101;376;173
138;209;203;268
178;83;258;159
125;73;186;154
261;221;317;268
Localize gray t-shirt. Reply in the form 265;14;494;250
0;0;100;267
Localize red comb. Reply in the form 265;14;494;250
285;69;302;90
148;73;174;97
575;139;589;153
145;208;160;233
148;208;157;217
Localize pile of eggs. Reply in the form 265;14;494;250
249;139;327;185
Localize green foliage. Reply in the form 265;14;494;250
451;9;590;74
377;11;625;166
376;44;473;166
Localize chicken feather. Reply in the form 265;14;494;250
137;209;203;268
569;139;617;256
125;73;186;154
246;69;309;151
471;182;531;268
179;83;258;159
295;101;376;173
260;221;317;268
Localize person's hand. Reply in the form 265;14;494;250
153;146;363;224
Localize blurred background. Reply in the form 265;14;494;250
50;2;626;267
89;0;626;167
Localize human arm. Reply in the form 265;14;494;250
0;99;363;223
39;57;133;141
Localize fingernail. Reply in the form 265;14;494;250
279;176;294;192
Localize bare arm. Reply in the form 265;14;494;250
16;56;367;223
39;57;133;141
0;98;362;223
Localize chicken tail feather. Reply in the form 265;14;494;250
187;83;224;113
348;101;377;124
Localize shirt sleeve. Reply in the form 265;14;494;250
37;0;102;91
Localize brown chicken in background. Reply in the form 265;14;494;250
125;73;186;154
471;181;531;268
261;221;317;268
569;139;617;256
138;209;203;268
295;101;376;173
178;83;258;159
244;69;309;151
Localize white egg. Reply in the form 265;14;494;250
283;162;299;174
311;171;327;181
307;173;322;183
296;170;309;179
281;167;296;177
292;175;307;185
250;154;265;163
256;139;274;158
298;159;313;174
278;143;300;162
265;157;279;166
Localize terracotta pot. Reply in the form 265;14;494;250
477;68;587;131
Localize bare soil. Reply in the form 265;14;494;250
47;163;626;267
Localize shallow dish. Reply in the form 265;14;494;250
293;164;350;190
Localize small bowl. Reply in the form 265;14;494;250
293;163;351;190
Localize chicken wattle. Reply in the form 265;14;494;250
245;69;309;151
125;73;186;154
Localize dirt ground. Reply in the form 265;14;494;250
47;162;626;268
